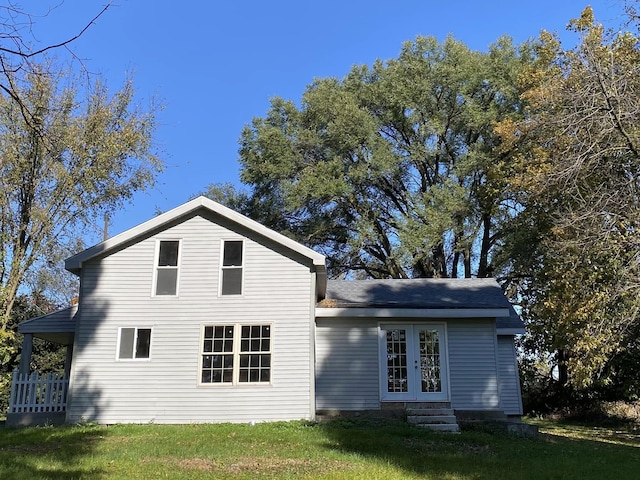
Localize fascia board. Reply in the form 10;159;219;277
315;307;511;318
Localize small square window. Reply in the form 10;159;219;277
118;328;152;360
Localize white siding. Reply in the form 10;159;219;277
448;320;500;410
315;319;380;410
68;214;315;424
497;336;523;415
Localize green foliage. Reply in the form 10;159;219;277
499;6;640;393
0;58;161;333
233;35;531;279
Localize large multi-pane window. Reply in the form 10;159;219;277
118;327;152;360
200;324;271;384
155;240;180;295
221;240;243;295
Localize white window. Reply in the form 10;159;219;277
200;324;271;384
220;240;243;295
118;327;152;360
154;240;180;296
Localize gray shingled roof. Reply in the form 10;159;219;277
18;305;77;345
323;278;524;332
324;278;509;308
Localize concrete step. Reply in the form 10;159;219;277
407;415;458;425
406;403;459;432
406;408;455;417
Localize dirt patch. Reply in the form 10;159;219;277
402;437;493;456
177;458;217;472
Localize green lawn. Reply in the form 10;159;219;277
0;418;639;479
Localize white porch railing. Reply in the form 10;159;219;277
9;370;69;414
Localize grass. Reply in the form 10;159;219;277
0;417;639;479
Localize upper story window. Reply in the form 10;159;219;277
155;240;180;296
118;327;152;360
221;240;243;295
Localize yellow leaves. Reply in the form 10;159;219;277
568;6;595;33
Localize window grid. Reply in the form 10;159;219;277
386;329;408;393
201;325;235;384
239;325;271;383
200;324;271;385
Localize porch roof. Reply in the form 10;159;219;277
18;305;77;345
318;278;524;333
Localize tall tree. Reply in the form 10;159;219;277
0;2;112;125
498;6;640;389
0;61;161;361
235;36;530;279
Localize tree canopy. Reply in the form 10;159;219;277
203;4;640;402
498;6;640;390
232;35;531;279
0;61;161;364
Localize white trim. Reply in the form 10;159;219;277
317;307;510;318
308;273;317;420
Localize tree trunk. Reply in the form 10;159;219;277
477;213;492;278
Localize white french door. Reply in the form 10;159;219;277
379;324;449;401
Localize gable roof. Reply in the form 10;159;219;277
65;196;327;297
318;278;523;330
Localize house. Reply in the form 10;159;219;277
7;196;523;427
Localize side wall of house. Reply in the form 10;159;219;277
443;320;500;411
67;213;315;424
315;318;501;412
497;335;523;415
315;318;380;410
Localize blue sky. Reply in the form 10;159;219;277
31;0;620;239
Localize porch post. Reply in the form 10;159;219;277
64;343;74;377
18;333;33;375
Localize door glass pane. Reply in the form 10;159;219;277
418;329;442;393
386;329;408;393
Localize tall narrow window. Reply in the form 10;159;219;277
221;240;243;295
118;327;152;360
201;325;235;383
239;325;271;383
155;240;180;295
